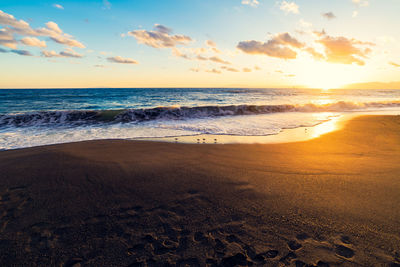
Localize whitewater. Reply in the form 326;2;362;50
1;88;400;149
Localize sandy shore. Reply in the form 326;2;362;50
1;115;400;266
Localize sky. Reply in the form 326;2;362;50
0;0;400;89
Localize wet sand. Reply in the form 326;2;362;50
0;115;399;266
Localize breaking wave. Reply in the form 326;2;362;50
1;101;399;128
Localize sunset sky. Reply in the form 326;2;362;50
1;0;400;89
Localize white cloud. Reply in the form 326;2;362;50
50;34;85;48
209;56;231;65
153;24;172;34
0;47;33;56
205;40;216;47
322;12;336;20
205;68;222;74
205;40;221;53
42;48;83;58
352;0;369;7
53;4;64;10
0;28;18;48
128;24;192;48
103;0;112;9
0;10;85;50
242;0;260;7
243;67;252;72
20;37;46;48
10;49;32;56
279;1;299;14
298;19;312;28
220;66;239;72
237;32;304;59
42;50;59;57
352;0;368;17
107;56;139;64
60;48;83;58
0;10;31;30
45;21;62;34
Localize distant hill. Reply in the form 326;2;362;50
343;81;400;90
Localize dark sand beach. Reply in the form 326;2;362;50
1;115;400;266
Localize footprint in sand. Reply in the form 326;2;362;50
220;253;248;267
128;261;145;267
295;260;330;267
280;251;297;265
225;234;241;244
251;249;279;264
264;250;279;258
335;245;355;258
0;186;32;232
194;231;207;242
63;257;84;267
29;222;58;253
176;257;201;266
206;258;218;266
214;238;227;254
243;244;256;259
127;243;146;255
340;235;351;244
187;189;199;195
177;236;190;252
288;240;303;251
296;233;310;241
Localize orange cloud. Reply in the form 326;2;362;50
317;34;373;65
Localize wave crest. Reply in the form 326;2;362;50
1;101;399;127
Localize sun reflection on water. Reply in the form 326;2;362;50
308;114;341;138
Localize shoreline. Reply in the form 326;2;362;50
138;110;400;144
1;115;400;265
2;111;399;151
138;114;346;144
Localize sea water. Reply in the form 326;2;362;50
1;88;399;149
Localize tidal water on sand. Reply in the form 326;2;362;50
1;88;400;149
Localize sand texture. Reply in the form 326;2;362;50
0;115;400;266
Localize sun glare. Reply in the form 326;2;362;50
296;61;358;90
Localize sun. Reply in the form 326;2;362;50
308;80;343;90
295;60;359;90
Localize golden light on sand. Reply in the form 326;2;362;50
309;115;341;138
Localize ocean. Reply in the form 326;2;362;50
1;88;400;150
